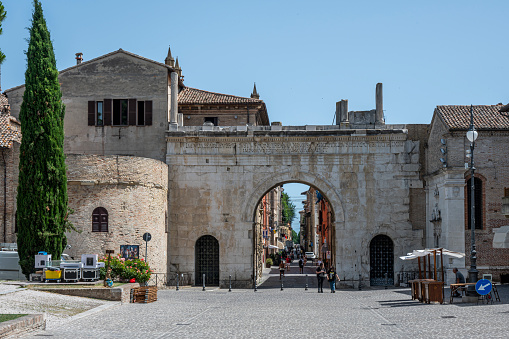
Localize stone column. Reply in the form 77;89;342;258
170;71;178;126
336;100;349;128
375;83;383;124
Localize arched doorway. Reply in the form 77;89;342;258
252;182;336;288
195;235;219;286
370;235;394;286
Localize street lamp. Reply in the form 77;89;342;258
466;105;478;295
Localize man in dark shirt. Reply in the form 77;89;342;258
452;268;465;297
453;268;465;283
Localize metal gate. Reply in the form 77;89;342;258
195;235;219;286
370;235;394;286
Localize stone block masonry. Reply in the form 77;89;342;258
166;126;425;287
65;154;168;274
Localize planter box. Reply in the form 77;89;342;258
130;286;157;303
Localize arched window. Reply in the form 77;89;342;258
92;207;108;232
466;177;483;230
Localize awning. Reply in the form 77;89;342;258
268;245;279;249
399;248;465;260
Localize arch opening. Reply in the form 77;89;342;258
251;181;337;289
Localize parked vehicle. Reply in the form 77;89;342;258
305;252;316;259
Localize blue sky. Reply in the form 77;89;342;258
1;0;508;127
3;0;507;230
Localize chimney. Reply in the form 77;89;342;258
75;52;83;65
375;83;384;124
335;99;348;124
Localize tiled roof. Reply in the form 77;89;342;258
436;105;509;130
0;94;21;148
0;93;8;107
178;87;263;105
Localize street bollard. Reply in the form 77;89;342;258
281;276;284;291
254;280;257;292
229;275;232;292
176;273;179;291
305;274;308;291
358;273;362;291
384;272;388;290
203;273;206;291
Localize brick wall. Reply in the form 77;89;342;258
180;106;266;126
427;121;509;280
0;143;20;243
65;154;168;274
461;131;509;280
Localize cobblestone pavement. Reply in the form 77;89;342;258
16;263;509;339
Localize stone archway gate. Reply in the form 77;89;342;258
166;125;423;288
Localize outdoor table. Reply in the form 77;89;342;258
449;283;475;304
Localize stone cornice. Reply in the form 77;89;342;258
166;133;408;144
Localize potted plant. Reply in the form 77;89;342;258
265;258;273;268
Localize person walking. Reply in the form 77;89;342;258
327;265;340;293
316;262;326;293
298;257;304;274
279;260;285;280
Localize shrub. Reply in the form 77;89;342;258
265;258;273;266
99;254;152;285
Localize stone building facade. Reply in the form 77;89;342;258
4;49;177;270
166;123;425;287
66;154;168;273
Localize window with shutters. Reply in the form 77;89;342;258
96;101;103;126
138;101;145;125
92;207;108;232
113;99;128;125
88;99;152;126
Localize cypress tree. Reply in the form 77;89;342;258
17;0;69;277
0;1;6;64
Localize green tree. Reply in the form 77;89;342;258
292;230;299;244
0;1;6;64
17;0;70;277
281;192;296;226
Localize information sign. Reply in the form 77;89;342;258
475;279;492;295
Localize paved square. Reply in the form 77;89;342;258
18;283;509;339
